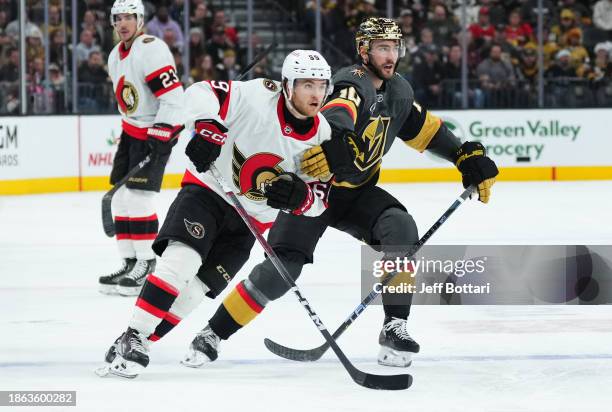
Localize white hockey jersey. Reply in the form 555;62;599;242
181;79;332;233
108;33;184;139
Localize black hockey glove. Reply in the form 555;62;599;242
147;123;183;156
185;119;228;173
301;130;361;179
454;142;499;203
265;173;314;215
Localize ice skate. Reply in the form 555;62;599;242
378;317;420;367
116;259;155;296
181;324;220;368
98;258;136;295
106;328;150;378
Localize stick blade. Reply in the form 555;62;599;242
101;193;115;237
264;338;327;362
354;371;413;391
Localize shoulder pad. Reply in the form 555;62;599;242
332;65;376;101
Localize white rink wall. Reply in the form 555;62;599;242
1;109;612;195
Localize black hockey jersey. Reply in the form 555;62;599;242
321;64;445;188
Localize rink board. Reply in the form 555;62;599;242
1;109;612;194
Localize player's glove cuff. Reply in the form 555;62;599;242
195;119;228;145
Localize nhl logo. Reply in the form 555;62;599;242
184;218;205;239
284;125;293;134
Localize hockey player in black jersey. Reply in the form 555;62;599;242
182;17;499;368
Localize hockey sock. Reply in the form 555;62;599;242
149;276;210;341
129;242;201;336
112;186;136;258
209;279;268;340
125;189;158;260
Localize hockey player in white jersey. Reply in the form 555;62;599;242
100;50;334;378
98;0;184;297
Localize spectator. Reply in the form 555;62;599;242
50;29;69;70
519;0;556;27
413;26;435;66
188;27;206;68
0;46;19;82
212;10;238;46
25;26;45;66
546;49;578;77
78;50;109;112
216;48;241;81
412;44;444;108
551;9;582;47
504;9;533;47
5;13;40;41
191;2;213;36
476;43;516;93
163;27;180;51
192;53;217;82
559;0;592;25
42;5;68;39
78;50;108;83
593;0;612;33
565;28;589;72
146;5;184;51
588;42;612;82
75;28;101;65
206;24;234;65
170;46;185;81
398;9;417;51
469;7;496;47
442;44;484;108
424;4;458;49
516;45;538;86
82;10;107;50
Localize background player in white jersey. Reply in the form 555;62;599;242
98;0;184;297
101;50;334;378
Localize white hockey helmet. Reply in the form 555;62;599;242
110;0;145;31
281;50;333;100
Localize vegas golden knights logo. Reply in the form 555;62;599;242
350;116;390;171
232;144;285;201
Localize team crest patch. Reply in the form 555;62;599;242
351;68;365;78
143;37;155;43
263;79;278;92
184;218;205;239
232;144;285;201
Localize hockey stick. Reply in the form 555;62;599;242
209;164;412;390
264;185;475;362
101;44;278;237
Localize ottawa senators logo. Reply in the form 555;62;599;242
232;144;285;201
351;116;390;171
115;75;139;115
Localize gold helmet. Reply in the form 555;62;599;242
355;17;405;57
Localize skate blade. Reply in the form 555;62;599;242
94;364;111;377
181;350;213;368
98;284;120;295
116;286;142;297
377;346;413;368
105;356;144;379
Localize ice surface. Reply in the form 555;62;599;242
1;181;611;411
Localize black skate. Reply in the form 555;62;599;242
98;258;136;295
378;316;420;367
116;259;155;296
181;324;221;368
104;332;124;364
108;327;150;378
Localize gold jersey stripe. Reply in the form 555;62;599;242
405;112;441;152
322;98;358;124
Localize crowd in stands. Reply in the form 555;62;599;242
0;0;611;113
309;0;612;108
0;0;270;114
